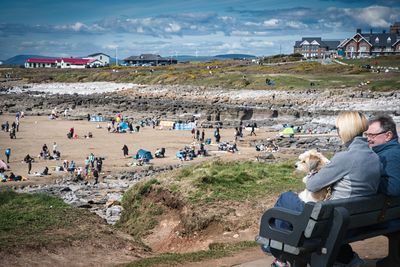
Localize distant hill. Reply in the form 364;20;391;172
173;55;214;62
3;55;54;66
174;54;256;62
214;54;256;59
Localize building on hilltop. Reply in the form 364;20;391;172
123;54;177;66
87;53;110;66
293;37;340;59
25;57;102;68
337;28;400;58
390;22;400;34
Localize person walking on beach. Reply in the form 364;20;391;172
122;145;129;157
24;154;33;174
84;157;90;176
89;153;95;168
69;127;74;139
250;123;257;136
96;157;103;173
52;142;58;154
200;129;205;142
5;148;11;163
93;169;99;184
214;128;221;143
9;127;16;139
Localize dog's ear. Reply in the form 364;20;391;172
308;155;323;171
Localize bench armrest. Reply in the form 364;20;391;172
259;203;315;247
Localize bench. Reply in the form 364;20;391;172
256;194;400;267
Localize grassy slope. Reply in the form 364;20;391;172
118;160;304;266
2;58;400;91
0;189;137;254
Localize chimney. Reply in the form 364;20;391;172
356;29;362;34
370;29;373;34
383;30;386;34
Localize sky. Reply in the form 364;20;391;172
1;0;400;60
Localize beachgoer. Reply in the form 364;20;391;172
9;127;16;139
5;148;11;163
52;142;58;154
191;128;196;139
122;145;129;157
250;123;256;136
93;169;99;184
201;130;205;142
84;157;90;175
96;157;103;173
214;128;221;143
89;153;95;168
24;154;33;174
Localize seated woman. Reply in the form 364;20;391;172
267;111;381;267
9;172;22;181
68;160;76;173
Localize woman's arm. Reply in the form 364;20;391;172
306;152;351;192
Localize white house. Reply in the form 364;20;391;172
25;57;101;69
87;53;110;66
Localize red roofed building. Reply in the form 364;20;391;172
25;57;101;69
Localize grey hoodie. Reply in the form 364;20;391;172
306;136;381;200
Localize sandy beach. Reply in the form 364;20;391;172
0;114;277;186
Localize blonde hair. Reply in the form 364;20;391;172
336;111;368;144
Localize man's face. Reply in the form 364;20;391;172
365;122;391;147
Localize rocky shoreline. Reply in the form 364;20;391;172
1;82;399;127
16;164;181;225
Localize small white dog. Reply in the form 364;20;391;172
295;149;330;203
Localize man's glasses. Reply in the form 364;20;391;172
363;131;387;138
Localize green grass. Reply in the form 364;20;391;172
122;241;257;267
117;179;164;239
2;59;400;91
177;160;303;203
338;55;400;68
0;189;90;250
117;160;303;241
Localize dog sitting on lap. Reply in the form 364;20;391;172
295;149;330;203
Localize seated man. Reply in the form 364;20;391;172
41;167;49;175
155;148;165;158
364;115;400;266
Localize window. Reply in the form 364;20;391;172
100;56;103;59
375;37;379;43
387;37;391;44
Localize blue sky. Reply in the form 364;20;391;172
1;0;399;60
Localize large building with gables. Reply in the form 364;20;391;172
293;38;340;59
123;54;177;66
337;29;400;58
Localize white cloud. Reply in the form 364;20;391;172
286;21;307;29
344;6;398;28
71;22;85;31
263;19;280;28
165;23;181;33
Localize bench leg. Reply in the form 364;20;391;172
376;232;400;267
310;207;349;267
